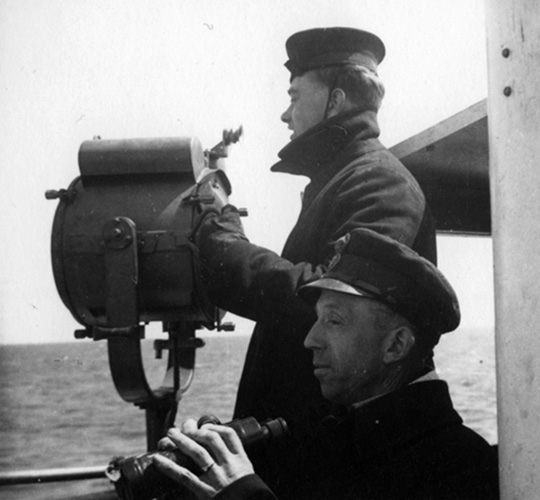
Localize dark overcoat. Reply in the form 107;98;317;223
215;381;499;500
199;108;436;428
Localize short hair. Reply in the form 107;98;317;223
310;64;385;111
368;299;440;367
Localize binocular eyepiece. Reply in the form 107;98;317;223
107;416;288;500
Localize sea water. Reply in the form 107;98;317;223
0;327;496;497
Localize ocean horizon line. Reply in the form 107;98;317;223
0;323;496;347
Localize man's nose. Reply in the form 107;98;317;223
281;104;292;124
304;321;322;350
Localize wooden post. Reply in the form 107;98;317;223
485;1;540;498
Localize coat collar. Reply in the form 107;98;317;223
355;381;462;459
271;108;381;178
323;380;462;461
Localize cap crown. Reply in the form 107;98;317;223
285;27;386;77
300;229;460;336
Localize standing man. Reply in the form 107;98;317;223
156;229;499;499
195;26;437;485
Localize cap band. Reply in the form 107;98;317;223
286;51;378;75
325;255;413;306
302;277;370;298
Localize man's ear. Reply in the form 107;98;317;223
382;326;416;364
326;88;348;117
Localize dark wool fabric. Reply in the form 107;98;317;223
217;381;499;500
197;108;437;488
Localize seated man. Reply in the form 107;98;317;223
154;229;499;500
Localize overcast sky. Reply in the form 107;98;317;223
0;0;493;344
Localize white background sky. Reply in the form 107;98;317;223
0;0;493;344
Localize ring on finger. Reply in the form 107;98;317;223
200;461;215;473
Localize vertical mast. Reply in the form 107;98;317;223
485;1;540;498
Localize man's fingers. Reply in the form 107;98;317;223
157;436;176;451
166;428;216;471
181;424;234;463
158;424;256;494
181;419;199;433
152;454;214;499
152;453;194;484
199;424;246;455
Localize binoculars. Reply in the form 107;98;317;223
107;415;288;500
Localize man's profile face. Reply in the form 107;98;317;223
281;71;329;140
304;290;388;406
